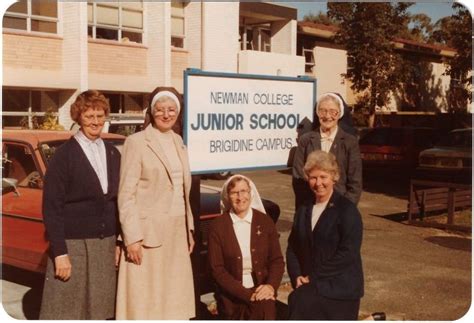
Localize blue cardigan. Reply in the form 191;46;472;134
42;137;121;258
286;190;364;300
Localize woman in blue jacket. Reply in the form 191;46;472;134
287;150;364;320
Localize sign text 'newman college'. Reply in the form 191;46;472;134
184;70;316;174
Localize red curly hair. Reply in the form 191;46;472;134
70;90;110;124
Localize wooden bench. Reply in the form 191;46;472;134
407;179;472;231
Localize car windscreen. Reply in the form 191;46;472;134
39;139;124;164
435;130;472;148
359;128;404;146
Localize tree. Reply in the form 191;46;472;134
408;13;433;42
303;11;337;26
328;2;413;127
430;16;453;45
444;3;472;112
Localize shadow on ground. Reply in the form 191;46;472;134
363;171;411;199
195;300;288;320
277;168;292;176
424;236;472;252
371;212;472;252
371;212;409;223
1;265;44;319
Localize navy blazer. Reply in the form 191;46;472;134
42;137;121;258
292;127;362;205
286;191;364;300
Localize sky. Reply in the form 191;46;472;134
279;1;468;23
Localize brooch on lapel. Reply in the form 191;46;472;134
256;225;262;236
328;202;335;208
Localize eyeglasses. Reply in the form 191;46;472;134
229;189;250;198
82;114;106;123
154;108;177;116
317;108;339;117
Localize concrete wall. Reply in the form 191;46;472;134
88;42;148;92
238;50;304;77
311;45;347;99
146;1;168;91
171;49;188;92
432;61;450;112
186;1;202;70
271;20;296;55
201;2;239;73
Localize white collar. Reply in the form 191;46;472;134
320;126;338;140
230;208;253;224
75;130;103;145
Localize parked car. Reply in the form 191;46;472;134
1;130;279;294
202;171;233;180
359;127;439;172
416;128;472;183
356;126;372;141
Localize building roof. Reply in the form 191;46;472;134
297;21;456;57
240;2;297;23
298;21;339;33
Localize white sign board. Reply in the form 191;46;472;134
184;70;316;174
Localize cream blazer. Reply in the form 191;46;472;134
118;125;194;247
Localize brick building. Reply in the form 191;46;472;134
2;1;470;129
2;1;302;129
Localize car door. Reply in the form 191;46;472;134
2;141;48;273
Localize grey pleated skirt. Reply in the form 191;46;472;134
39;236;116;320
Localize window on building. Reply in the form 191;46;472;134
104;93;145;114
302;47;315;73
239;24;271;52
87;1;143;44
3;0;58;34
2;89;60;128
171;2;185;48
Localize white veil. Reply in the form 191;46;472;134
220;174;266;214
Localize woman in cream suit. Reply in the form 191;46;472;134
115;87;195;320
